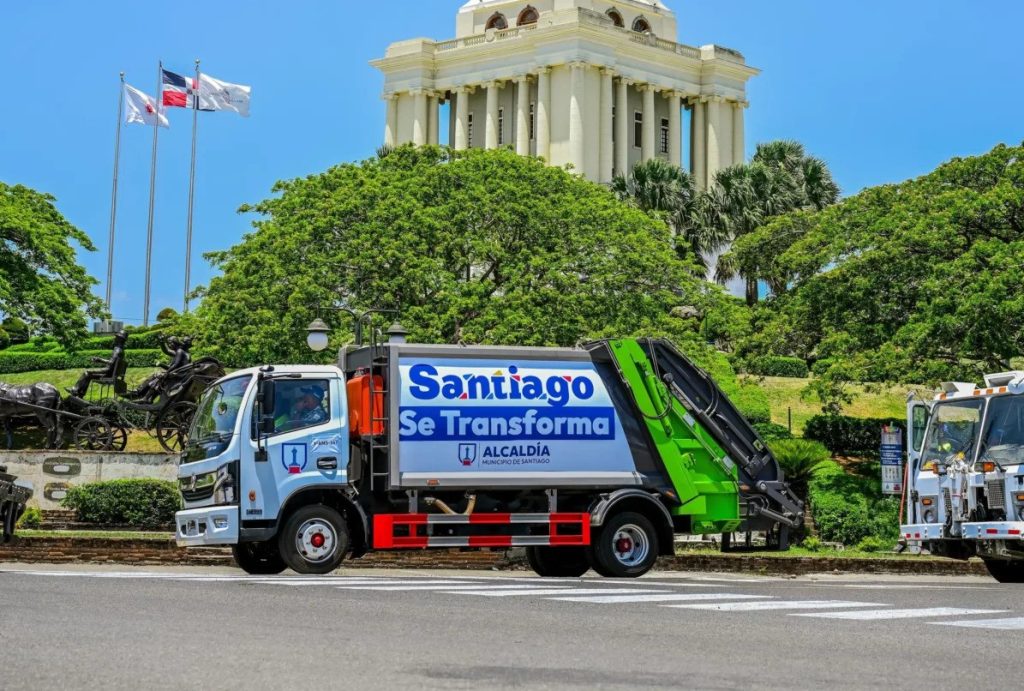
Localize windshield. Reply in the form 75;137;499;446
922;399;984;466
979;395;1024;466
183;375;252;463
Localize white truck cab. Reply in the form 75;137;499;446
902;371;1024;582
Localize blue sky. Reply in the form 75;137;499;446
2;1;1022;326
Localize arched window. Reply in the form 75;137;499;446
517;6;539;26
606;8;625;28
632;16;651;33
485;12;509;31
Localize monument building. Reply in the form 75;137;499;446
372;0;758;186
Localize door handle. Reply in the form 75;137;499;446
317;457;338;470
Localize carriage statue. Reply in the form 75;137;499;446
0;332;224;454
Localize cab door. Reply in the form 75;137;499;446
245;375;348;524
906;399;930;524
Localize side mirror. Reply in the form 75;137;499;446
258;379;276;435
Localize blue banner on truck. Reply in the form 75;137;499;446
397;358;634;473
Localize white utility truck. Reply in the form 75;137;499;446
902;371;1024;582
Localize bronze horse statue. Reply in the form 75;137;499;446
0;382;63;449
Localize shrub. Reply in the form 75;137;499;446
0;328;8;351
769;439;830;500
855;535;893;553
0;349;163;374
754;421;792;441
156;308;179;323
730;386;771;425
809;461;900;546
747;355;809;379
1;317;29;344
803;415;905;457
61;479;181;529
800;535;823;552
16;505;41;529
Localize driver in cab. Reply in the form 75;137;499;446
275;385;328;432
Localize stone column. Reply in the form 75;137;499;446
515;76;530;156
732;100;746;165
428;92;439;146
536;68;551;161
569;62;586;173
412;90;428;146
706;96;722;185
615;78;630;176
384;94;398;147
485;81;502;150
641;85;656;162
599;68;615;183
454;87;470;150
666;91;682;168
690;97;706;189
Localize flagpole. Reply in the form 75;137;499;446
143;61;162;328
184;58;200;314
105;72;126;313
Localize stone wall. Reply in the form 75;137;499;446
0;451;177;511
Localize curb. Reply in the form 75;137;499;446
0;536;988;576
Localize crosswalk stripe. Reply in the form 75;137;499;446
793;607;1006;621
665;600;887;612
548;593;766;604
337;584;554;592
329;579;473;587
450;588;670;597
932;617;1024;630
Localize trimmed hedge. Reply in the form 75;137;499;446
61;479;181;529
0;349;163;374
803;414;905;457
747;355;809;379
808;460;899;545
754;421;793;441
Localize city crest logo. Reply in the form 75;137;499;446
458;443;477;467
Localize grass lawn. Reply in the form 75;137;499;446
751;376;915;436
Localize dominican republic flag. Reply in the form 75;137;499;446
161;69;212;110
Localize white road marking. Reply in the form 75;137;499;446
665;600;887;612
452;588;670;597
337;584;555;592
548;593;766;604
794;607;1006;621
933;617;1024;630
843;584;999;591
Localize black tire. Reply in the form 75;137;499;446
232;541;287;575
982;558;1024;583
588;511;659;578
526;546;590;577
278;505;349;575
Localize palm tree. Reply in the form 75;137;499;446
709;140;839;305
612;159;724;273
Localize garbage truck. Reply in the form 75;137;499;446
902;371;1024;582
175;335;803;577
0;465;33;543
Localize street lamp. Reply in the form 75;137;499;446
306;317;331;352
386;322;409;344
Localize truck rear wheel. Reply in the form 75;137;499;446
588;512;659;578
526;546;590;577
279;505;349;575
982;558;1024;583
232;541;287;575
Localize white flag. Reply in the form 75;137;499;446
124;84;169;128
197;73;251;117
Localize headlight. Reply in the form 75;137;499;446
924;509;936;523
213;461;238;505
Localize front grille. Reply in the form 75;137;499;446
943;488;952;520
182;486;214;502
986;479;1007;510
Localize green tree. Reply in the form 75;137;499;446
611;158;722;273
188;146;719;366
712;141;840;305
0;183;104;349
1;317;28;344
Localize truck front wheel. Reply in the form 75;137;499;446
526;546;590;577
589;512;659;578
982;558;1024;583
279;505;350;575
232;541;287;575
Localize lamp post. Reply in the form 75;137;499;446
304;305;398;353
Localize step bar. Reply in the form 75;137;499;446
372;512;591;549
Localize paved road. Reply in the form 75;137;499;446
1;565;1021;690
